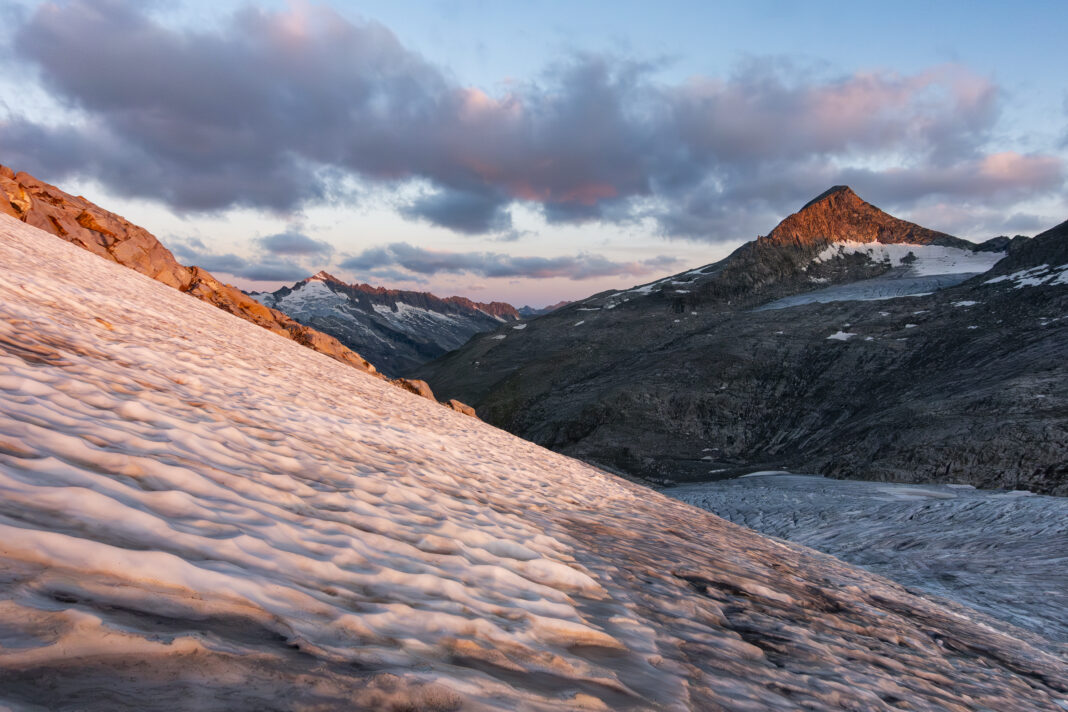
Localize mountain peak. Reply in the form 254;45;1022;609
798;185;860;211
763;186;957;250
308;270;346;284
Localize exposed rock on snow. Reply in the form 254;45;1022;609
986;264;1068;288
812;241;1003;276
2;216;1066;710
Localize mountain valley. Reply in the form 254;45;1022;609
416;188;1068;493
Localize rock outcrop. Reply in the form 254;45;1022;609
416;187;1067;494
0;165;192;289
444;398;477;417
0;165;375;373
0;164;480;413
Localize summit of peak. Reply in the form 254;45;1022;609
308;270;345;284
762;186;956;249
798;185;860;211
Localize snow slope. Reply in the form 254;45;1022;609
1;214;1065;710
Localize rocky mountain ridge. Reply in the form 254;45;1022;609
250;271;522;376
415;188;1068;493
0;164;472;414
671;185;999;309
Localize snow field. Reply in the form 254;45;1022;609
813;241;1003;277
0;216;673;708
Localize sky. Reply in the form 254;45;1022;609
1;0;1066;306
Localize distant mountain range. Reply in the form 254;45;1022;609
248;277;571;376
519;301;571;318
416;186;1068;494
249;273;523;377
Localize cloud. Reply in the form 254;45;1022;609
257;231;334;256
3;1;1063;238
902;203;1061;239
339;242;681;280
171;239;309;282
400;188;512;234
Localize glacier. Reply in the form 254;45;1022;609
669;474;1068;644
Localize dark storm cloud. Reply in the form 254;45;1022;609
4;1;1064;238
400;188;513;234
339;243;681;280
257;231;334;256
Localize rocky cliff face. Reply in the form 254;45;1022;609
0;164;480;412
251;271;520;376
763;185;960;249
416;187;1067;494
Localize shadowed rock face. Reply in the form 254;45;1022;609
983;218;1068;278
415;188;1067;494
1;218;1066;710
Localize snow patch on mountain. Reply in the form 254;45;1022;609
756;243;1006;311
985;263;1068;288
813;241;1003;276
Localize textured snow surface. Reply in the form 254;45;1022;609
1;215;1066;711
668;475;1068;644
